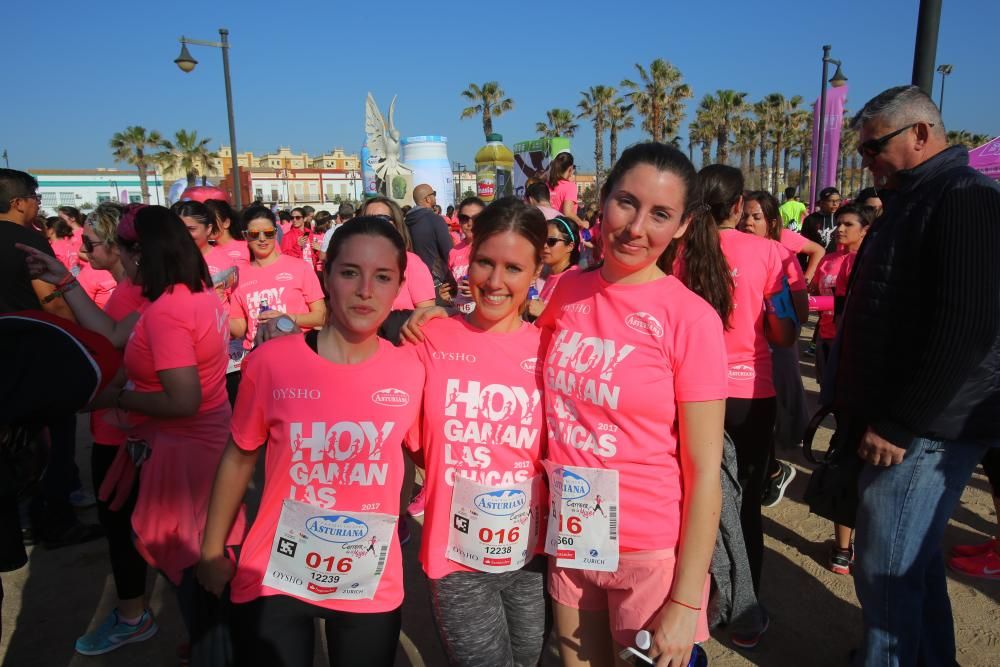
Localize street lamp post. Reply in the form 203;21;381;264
174;28;242;210
813;45;847;209
454;162;466;202
936;64;953;113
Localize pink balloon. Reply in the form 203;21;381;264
180;185;230;204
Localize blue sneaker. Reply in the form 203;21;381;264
75;608;158;656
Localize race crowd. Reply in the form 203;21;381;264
1;84;998;667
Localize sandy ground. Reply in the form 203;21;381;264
2;330;998;666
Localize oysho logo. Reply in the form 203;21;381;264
275;272;294;282
625;312;664;338
520;358;538;374
306;515;369;543
729;364;755;380
372;388;410;407
559;468;591;500
272;388;321;400
561;303;592;315
474;489;528;516
431;351;478;363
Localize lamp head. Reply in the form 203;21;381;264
937;64;953;75
829;63;848;87
174;42;198;73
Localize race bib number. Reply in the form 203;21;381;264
263;499;395;602
447;475;542;573
544;462;619;572
226;339;246;374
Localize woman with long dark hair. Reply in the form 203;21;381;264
198;217;424;667
545;152;588;230
697;166;796;648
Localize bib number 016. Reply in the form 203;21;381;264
478;527;520;544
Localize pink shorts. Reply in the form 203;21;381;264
548;550;710;648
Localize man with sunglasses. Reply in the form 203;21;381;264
833;85;1000;666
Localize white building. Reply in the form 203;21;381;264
30;169;166;214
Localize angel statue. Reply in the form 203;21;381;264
365;93;412;201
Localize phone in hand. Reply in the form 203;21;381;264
618;647;654;665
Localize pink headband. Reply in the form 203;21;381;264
116;204;148;243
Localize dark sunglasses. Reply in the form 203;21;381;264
291;214;303;220
545;237;569;248
458;214;476;224
244;230;277;241
857;123;934;157
81;237;106;253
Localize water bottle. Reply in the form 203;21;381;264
635;631;707;667
259;296;270;315
528;285;540;301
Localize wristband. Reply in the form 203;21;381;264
767;276;799;325
669;597;702;612
42;277;79;304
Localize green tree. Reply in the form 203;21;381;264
733;117;758;184
157;129;217;187
621;58;692;143
690;112;714;169
751;98;776;190
578;85;616;192
607;97;635;165
460;81;514;139
109;125;163;204
765;94;805;193
698;90;748;165
536;108;578;138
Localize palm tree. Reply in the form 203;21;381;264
578;85;616;192
698;90;748;165
109;126;163;204
536;108;578;138
751;99;775;190
460;81;514;139
946;129;975;147
686;123;700;162
621;58;692;143
733;117;758;185
607;97;635;165
157;130;217;187
690;112;714;169
767;94;804;192
783;109;810;188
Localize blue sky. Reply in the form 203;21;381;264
7;0;998;173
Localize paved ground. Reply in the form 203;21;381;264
2;330;998;666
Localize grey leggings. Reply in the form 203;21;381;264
428;557;547;667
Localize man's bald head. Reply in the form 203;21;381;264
413;184;435;207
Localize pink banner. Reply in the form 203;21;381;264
809;84;849;207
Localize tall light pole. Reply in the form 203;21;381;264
913;0;943;95
174;28;242;210
936;64;953;113
454;162;466;201
813;45;847;209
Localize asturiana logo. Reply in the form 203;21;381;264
625;312;664;338
729;364;755;380
559;468;591;500
520;358;539;374
371;388;410;407
306;515;369;543
474;489;528;516
275;272;294;282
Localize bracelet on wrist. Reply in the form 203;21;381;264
669;596;702;612
42;278;79;304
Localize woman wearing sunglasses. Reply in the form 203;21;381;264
527;216;580;319
448;196;486;313
230;205;326;357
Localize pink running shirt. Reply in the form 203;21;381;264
229;335;424;612
410;316;547;579
215;239;250;267
811;251;848;340
718;230;785;398
779;229;808;255
123;284;230;428
548;180;577;215
538;266;579;304
91;279;147;446
77;263;117;310
230;254;324;349
449;241;472;284
537;270;727;551
392;251;436;310
835;251;858;299
775;242;806;292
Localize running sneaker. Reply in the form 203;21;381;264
398;517;412;546
407;487;426;518
950;537;997;558
69;488;97;509
829;545;854;575
804;343;816;357
761;462;797;508
731;608;769;649
74;608;158;656
948;548;1000;580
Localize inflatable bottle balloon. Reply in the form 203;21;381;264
475;133;514;203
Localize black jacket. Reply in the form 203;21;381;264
801;211;838;252
835;145;1000;446
404;206;453;285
